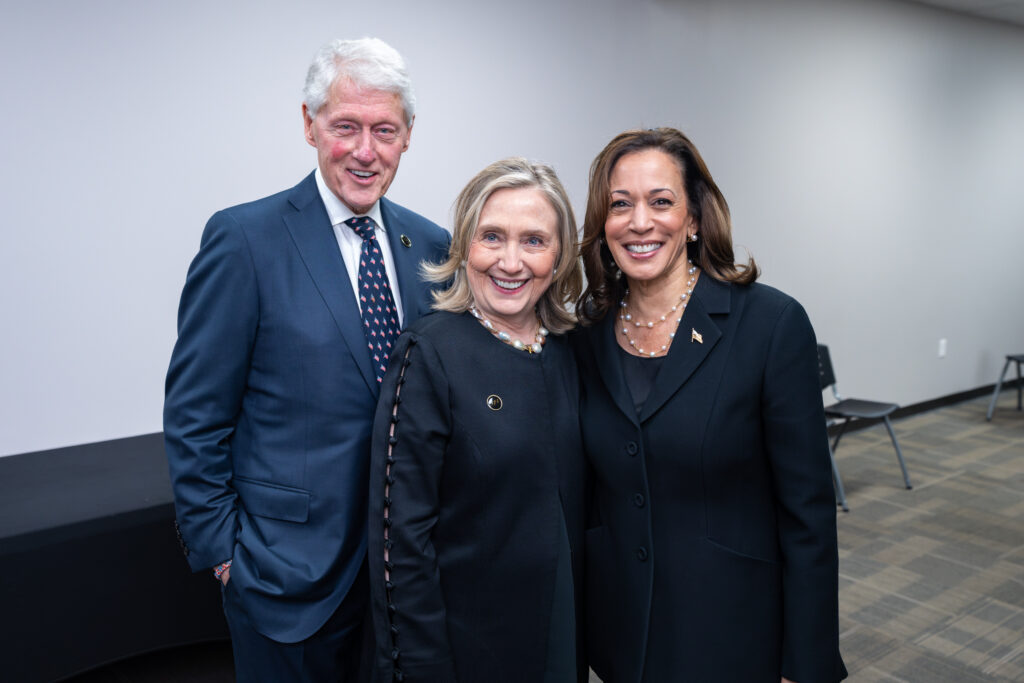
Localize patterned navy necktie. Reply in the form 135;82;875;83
346;216;401;383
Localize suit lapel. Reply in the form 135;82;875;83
639;275;731;422
283;173;377;394
589;313;642;427
380;197;430;324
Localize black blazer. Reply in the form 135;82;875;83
368;311;588;683
573;276;846;683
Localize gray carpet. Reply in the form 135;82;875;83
830;392;1024;682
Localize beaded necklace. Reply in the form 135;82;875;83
619;261;698;357
470;306;548;353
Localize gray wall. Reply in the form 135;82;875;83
2;0;1022;457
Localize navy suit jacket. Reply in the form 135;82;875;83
164;172;450;643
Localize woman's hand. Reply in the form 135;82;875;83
782;677;797;683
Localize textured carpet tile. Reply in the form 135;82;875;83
836;393;1024;681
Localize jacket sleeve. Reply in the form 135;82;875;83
368;332;458;683
761;300;847;682
163;211;257;572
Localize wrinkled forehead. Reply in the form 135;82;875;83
326;76;411;125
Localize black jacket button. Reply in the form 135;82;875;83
634;493;645;508
625;441;639;456
636;546;648;561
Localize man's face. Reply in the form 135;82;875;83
303;78;412;215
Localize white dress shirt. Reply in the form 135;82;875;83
314;168;405;325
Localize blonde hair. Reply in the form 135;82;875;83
423;158;582;334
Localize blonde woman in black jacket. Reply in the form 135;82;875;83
368;158;587;683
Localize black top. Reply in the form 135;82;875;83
618;346;666;415
368;311;587;683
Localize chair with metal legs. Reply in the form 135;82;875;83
985;354;1024;421
816;345;912;507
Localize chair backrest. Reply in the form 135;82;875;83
817;344;837;391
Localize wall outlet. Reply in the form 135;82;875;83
938;338;947;358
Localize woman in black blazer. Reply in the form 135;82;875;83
367;158;587;682
574;128;847;683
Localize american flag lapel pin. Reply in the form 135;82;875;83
691;328;703;344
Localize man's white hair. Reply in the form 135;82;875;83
303;37;415;125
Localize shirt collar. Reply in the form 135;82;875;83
314;167;386;232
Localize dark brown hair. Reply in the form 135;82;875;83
577;127;758;325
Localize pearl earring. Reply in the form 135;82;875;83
689;233;699;242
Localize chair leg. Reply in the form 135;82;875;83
830;444;849;512
1016;360;1022;411
831;418;851;453
986;358;1012;421
883;416;912;489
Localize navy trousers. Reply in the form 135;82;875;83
222;562;370;682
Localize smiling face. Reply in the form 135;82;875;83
466;187;559;336
605;148;696;291
303;77;412;215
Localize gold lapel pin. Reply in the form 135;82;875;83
400;234;412;248
691;328;703;344
486;395;502;411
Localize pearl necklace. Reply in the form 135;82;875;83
619;262;698;357
470;307;548;353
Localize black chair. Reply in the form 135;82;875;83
816;345;912;509
985;354;1024;421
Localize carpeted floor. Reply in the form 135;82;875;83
829;391;1024;682
69;393;1024;682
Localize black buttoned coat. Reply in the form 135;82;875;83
368;311;588;683
573;276;847;683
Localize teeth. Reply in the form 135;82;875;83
627;243;661;254
351;170;374;178
492;277;525;290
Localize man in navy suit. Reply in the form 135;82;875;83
164;38;450;681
